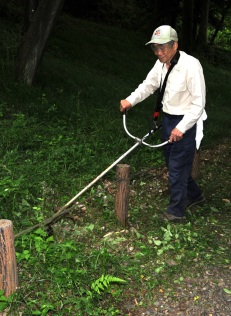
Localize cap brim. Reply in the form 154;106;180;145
145;39;168;45
145;38;178;45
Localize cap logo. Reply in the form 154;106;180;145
154;30;160;37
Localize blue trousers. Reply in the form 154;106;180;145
162;113;202;217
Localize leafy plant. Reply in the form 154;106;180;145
91;274;126;295
0;290;13;312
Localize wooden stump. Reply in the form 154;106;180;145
115;164;130;227
191;149;200;179
0;220;18;297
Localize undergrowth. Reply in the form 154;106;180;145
0;10;231;316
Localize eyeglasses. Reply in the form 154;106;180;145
150;43;170;53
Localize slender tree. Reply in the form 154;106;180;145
196;0;210;52
182;0;194;54
16;0;64;86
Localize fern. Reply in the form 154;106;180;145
91;274;126;294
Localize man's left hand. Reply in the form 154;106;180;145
169;128;184;142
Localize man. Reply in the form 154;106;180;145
120;25;206;222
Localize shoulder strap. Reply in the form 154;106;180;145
154;51;180;120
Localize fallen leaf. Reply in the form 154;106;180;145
222;199;230;203
224;288;231;294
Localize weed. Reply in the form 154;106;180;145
0;290;13;312
91;274;126;295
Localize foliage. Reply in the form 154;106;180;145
91;274;127;295
12;228;127;315
96;0;150;31
212;27;231;47
0;12;230;316
0;290;13;312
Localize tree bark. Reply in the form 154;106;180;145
16;0;64;85
22;0;40;34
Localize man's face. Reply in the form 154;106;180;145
150;41;178;64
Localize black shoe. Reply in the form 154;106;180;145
160;212;185;222
186;195;205;209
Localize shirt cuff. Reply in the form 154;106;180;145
175;121;187;134
126;96;137;107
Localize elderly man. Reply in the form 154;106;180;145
120;25;206;222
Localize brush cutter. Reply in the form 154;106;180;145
15;111;169;237
57;111;168;214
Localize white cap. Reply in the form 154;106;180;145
145;25;178;45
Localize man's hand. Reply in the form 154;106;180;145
120;99;132;112
169;128;184;142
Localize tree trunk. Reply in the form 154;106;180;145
196;0;210;52
22;0;40;34
16;0;64;85
182;0;194;54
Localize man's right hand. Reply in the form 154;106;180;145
120;99;132;112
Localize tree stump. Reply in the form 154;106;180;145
191;149;200;179
0;220;18;297
115;164;130;227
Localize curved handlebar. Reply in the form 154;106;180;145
123;111;168;148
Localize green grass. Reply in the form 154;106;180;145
0;13;231;316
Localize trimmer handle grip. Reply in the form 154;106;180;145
153;111;160;121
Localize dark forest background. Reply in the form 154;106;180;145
1;0;231;85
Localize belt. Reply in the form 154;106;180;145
163;112;184;119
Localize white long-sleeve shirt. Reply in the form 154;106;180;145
126;51;207;148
